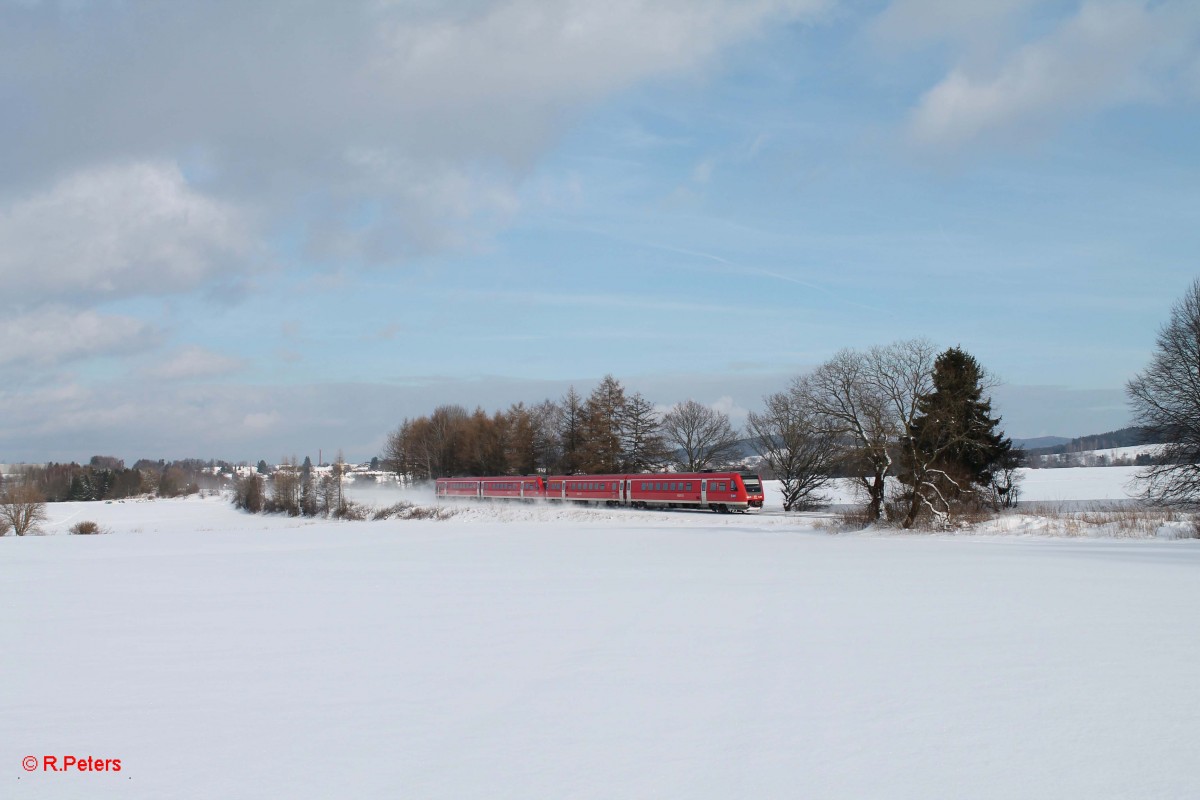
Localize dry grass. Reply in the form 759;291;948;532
816;500;1198;538
371;502;457;521
811;496;1195;542
1020;503;1198;539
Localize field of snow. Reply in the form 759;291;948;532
3;481;1200;799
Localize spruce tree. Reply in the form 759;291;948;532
902;347;1012;527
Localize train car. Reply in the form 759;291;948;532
438;471;765;512
436;478;481;499
625;471;764;512
435;476;546;500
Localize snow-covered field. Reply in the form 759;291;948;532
4;474;1200;799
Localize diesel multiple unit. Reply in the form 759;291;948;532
436;471;765;513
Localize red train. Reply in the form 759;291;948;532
435;471;765;512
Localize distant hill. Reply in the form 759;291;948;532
1021;426;1166;458
1012;436;1071;450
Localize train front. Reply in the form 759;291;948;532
740;473;765;509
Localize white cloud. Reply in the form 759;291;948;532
906;1;1200;150
0;161;255;305
0;307;154;367
143;346;246;381
1;1;825;265
375;1;826;120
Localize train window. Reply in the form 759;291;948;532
686;482;692;491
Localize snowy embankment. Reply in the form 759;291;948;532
3;489;1200;799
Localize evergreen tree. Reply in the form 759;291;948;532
557;387;586;475
68;473;94;502
901;347;1012;527
299;467;318;516
580;375;626;473
504;403;539;475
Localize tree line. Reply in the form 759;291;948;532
382;376;743;483
232;454;356;519
17;456;229;502
382;341;1019;529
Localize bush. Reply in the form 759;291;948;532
69;520;107;535
334;501;368;521
0;484;48;536
372;502;413;521
233;474;265;513
370;502;456;521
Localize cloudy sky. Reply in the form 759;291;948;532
2;0;1199;463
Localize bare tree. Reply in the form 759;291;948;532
798;349;895;521
271;456;301;515
798;340;937;522
661;399;742;472
746;385;837;511
531;399;563;474
1127;278;1200;505
0;482;47;535
866;340;938;527
619;392;669;472
331;451;348;515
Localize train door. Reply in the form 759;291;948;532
700;479;707;505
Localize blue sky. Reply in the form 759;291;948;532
2;0;1199;463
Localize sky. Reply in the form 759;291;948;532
2;0;1199;464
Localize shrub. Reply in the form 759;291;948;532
69;520;106;535
334;501;368;521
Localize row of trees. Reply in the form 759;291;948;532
233;455;353;518
19;456;228;502
746;341;1017;524
382;376;743;482
382;343;1017;528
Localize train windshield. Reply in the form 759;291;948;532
740;474;763;494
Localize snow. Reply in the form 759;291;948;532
4;487;1200;799
1016;466;1142;504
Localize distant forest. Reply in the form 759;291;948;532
1022;426;1168;468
